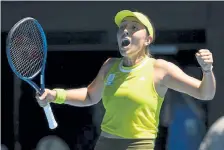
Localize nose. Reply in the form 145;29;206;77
124;29;129;36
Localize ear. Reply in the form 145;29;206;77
144;35;152;46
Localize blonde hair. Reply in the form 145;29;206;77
142;12;155;58
145;46;152;57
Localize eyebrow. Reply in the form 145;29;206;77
121;20;140;24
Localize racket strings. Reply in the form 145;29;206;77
9;20;45;78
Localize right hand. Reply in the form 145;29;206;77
36;89;57;107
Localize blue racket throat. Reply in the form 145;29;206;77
6;17;58;129
34;20;47;95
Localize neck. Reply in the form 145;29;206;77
122;51;147;67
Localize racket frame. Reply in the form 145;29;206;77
6;17;58;129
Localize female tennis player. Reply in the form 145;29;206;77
36;10;216;150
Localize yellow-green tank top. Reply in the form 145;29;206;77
101;56;165;139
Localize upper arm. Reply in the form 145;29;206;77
156;59;203;99
87;58;116;104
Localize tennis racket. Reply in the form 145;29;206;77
6;17;58;129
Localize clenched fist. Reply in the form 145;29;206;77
35;89;56;107
195;49;213;72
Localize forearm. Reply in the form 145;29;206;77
199;71;216;100
54;88;93;107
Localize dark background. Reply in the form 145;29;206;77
1;33;203;150
2;1;224;150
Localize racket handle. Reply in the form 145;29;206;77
43;103;58;129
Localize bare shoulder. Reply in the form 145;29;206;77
103;57;118;66
153;58;172;71
151;58;171;79
101;58;118;70
100;57;119;78
150;58;170;97
152;58;184;82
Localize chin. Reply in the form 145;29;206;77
119;49;130;57
120;48;139;58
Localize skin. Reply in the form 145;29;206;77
117;17;151;67
37;16;216;135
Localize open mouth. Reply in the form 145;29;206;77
121;38;130;47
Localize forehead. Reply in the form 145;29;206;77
120;16;144;26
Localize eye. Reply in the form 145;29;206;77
119;24;125;30
132;25;137;30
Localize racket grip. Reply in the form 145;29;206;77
43;103;58;129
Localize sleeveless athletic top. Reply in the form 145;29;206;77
101;56;165;139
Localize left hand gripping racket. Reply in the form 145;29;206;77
6;17;58;129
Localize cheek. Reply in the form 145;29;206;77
132;30;147;42
117;33;123;42
116;33;119;40
132;35;145;46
